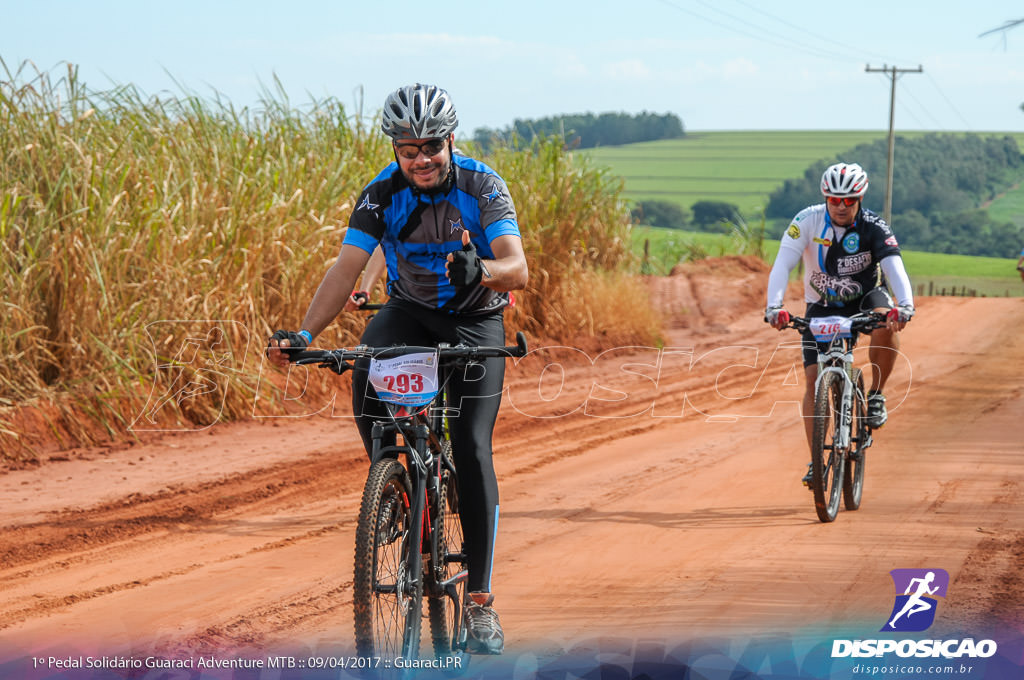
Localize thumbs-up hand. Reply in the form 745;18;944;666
446;230;484;287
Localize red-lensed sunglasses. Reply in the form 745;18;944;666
826;196;859;207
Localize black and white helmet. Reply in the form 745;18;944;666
381;84;458;140
821;162;869;198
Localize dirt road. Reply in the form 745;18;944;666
2;259;1022;677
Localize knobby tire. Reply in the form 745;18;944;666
353;459;422;659
811;371;845;523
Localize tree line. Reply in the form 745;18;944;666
765;133;1024;258
473;111;684;151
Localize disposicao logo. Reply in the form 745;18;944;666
831;568;998;660
882;568;948;632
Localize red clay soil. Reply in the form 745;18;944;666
2;257;1022;671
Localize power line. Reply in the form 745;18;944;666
897;80;942;129
727;0;899;64
924;72;972;130
654;0;852;62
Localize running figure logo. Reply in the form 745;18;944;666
881;568;949;632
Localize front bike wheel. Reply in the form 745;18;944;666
354;459;422;659
843;369;867;511
811;371;845;523
427;441;467;655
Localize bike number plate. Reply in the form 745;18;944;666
809;315;854;342
369;351;440;407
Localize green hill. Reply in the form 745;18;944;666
587;130;1024;220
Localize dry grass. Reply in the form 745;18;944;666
0;61;660;458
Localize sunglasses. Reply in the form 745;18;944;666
826;196;859;207
394;138;447;160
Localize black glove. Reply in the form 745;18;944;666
267;329;309;358
447;241;484;287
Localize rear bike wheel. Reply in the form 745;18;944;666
427;441;467;655
811;371;846;523
353;459;422;659
843;369;868;511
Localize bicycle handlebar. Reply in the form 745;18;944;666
785;311;888;334
288;331;529;374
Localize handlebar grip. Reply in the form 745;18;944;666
512;331;528;357
290;350;331;363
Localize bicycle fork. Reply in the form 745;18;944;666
816;365;854;452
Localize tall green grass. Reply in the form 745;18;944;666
0;61;656;457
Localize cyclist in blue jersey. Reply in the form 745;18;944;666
763;163;914;486
267;83;528;654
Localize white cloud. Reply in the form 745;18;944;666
603;59;652;81
721;57;759;78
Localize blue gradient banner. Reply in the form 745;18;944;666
3;632;1021;680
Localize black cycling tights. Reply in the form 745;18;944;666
351;299;505;594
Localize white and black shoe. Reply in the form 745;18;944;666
866;392;888;429
464;593;504;655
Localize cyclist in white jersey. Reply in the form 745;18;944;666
764;163;915;485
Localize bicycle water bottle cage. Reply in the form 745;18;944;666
368;351;440;408
809;316;854;342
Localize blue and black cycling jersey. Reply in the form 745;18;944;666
343;153;520;315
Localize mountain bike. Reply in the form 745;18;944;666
785;312;886;523
289;331;528;659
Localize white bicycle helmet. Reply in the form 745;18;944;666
381;83;458;140
820;162;869;198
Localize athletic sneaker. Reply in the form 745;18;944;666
866;391;887;429
464;593;504;655
801;463;813;489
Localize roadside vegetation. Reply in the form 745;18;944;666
632;225;1023;297
474;111;684;152
592;131;1024;257
767;134;1024;257
0;61;658;457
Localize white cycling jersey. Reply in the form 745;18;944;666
766;204;913;309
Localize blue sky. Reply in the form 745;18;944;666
4;0;1024;135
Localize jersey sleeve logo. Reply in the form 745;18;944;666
483;182;503;203
786;223;801;239
357;195;380;212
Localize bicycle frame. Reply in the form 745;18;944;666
812;336;859;452
291;331;527;658
367;367;468;656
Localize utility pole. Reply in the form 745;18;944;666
865;64;923;226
